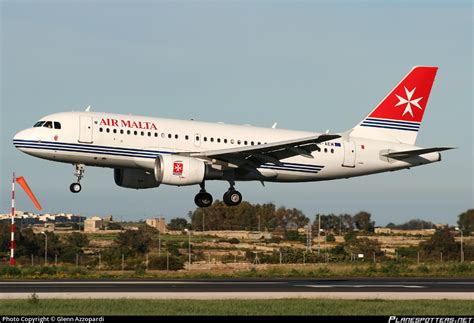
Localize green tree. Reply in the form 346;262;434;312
65;232;89;248
115;228;152;255
457;209;474;235
0;221;10;255
16;228;41;257
275;207;309;230
343;236;383;258
353;211;375;233
420;228;459;259
167;218;190;231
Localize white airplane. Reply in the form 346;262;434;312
13;66;452;207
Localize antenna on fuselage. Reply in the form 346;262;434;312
271;122;278;129
85;105;91;112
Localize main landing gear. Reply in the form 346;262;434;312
194;182;242;208
69;163;85;193
194;182;213;208
223;186;242;207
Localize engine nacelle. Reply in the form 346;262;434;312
154;155;205;186
114;168;160;189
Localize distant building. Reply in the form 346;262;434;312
84;217;103;232
375;227;392;234
146;218;167;233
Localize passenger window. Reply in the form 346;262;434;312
106;128;110;133
148;132;151;137
244;140;248;145
224;139;228;144
237;140;241;145
230;139;235;144
204;137;207;142
141;131;144;136
43;121;53;129
154;133;158;137
127;130;131;135
331;148;334;154
54;122;61;129
175;134;179;139
120;129;124;134
196;135;200;141
134;131;138;135
33;121;45;127
113;129;117;134
251;141;254;145
168;134;172;138
210;138;214;142
185;135;189;140
217;138;221;143
99;128;103;132
258;142;261;145
161;133;165;138
324;148;328;153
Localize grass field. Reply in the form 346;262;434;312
1;299;472;315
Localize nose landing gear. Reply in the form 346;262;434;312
70;164;85;193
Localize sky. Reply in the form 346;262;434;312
0;1;472;226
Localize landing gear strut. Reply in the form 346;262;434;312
223;185;242;207
194;182;213;208
70;164;85;193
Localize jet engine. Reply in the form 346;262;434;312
114;168;160;189
154;155;206;186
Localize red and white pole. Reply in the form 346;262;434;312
10;172;15;266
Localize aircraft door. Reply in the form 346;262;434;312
342;141;356;168
194;133;201;147
79;116;93;143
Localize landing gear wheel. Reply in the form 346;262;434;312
70;164;85;194
70;182;82;193
194;192;213;208
223;190;242;206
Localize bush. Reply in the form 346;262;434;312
39;266;58;275
227;238;240;244
268;236;282;244
148;255;184;271
326;234;336;242
0;265;22;277
417;264;430;273
284;230;301;241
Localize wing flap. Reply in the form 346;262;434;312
186;134;340;166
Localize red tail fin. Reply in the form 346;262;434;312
351;66;438;145
368;66;438;122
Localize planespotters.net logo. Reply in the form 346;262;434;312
389;317;473;323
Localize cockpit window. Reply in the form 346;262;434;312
43;121;53;129
54;122;61;129
33;121;45;127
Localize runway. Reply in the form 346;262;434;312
1;278;473;299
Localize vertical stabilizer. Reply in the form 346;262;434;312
350;66;438;145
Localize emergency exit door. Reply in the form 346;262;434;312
79;116;93;143
342;141;356;168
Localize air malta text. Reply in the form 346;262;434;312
100;118;158;130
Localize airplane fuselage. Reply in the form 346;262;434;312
13;111;440;183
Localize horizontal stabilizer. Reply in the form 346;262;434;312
383;147;454;159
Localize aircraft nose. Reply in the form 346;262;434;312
13;129;34;150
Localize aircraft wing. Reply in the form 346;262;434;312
383;147;454;160
184;134;341;167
